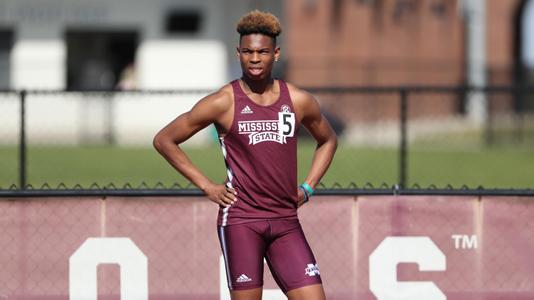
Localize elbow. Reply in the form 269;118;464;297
331;134;338;153
316;132;338;152
153;132;164;152
153;132;182;155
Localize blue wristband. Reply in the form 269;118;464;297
298;186;309;203
300;182;314;196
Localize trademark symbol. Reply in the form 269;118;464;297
451;234;478;249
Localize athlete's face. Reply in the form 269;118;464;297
237;34;280;80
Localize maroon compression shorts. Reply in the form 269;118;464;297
217;219;322;293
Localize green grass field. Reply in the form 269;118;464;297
1;140;533;189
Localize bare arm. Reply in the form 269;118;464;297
153;88;237;207
291;86;338;206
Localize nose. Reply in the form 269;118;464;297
250;52;260;63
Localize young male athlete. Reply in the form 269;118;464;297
153;10;337;300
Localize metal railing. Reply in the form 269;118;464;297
1;85;533;194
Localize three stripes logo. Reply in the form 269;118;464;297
236;274;252;283
241;105;253;114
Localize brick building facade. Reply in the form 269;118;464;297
283;0;529;129
285;0;525;87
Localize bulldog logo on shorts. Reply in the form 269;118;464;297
305;263;320;276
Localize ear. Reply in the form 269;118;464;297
274;46;281;62
236;36;242;59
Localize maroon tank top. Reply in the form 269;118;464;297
217;80;298;226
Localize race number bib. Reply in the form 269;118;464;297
278;112;295;138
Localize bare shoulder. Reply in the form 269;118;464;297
197;83;233;112
184;82;235;130
285;82;316;105
285;81;320;122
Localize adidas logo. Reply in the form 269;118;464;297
236;274;252;283
241;105;253;114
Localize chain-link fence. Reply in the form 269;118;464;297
0;91;19;187
1;86;534;191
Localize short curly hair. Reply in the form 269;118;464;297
236;10;282;40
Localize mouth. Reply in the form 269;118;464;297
248;67;263;76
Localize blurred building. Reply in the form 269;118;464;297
1;0;532;90
0;0;284;90
284;0;534;128
0;0;285;147
0;0;532;146
285;0;531;87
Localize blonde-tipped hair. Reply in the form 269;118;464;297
236;10;282;39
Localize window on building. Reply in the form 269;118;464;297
520;0;534;110
0;30;13;89
65;30;138;91
522;0;534;71
166;11;202;34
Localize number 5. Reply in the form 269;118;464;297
278;112;295;137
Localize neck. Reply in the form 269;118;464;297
240;75;274;94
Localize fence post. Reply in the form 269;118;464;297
105;92;116;145
19;90;27;189
513;85;525;144
483;86;494;146
399;89;408;189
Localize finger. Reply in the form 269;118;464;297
215;193;232;206
220;194;235;205
297;189;304;201
223;190;237;201
226;187;238;195
215;199;229;207
228;192;238;201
